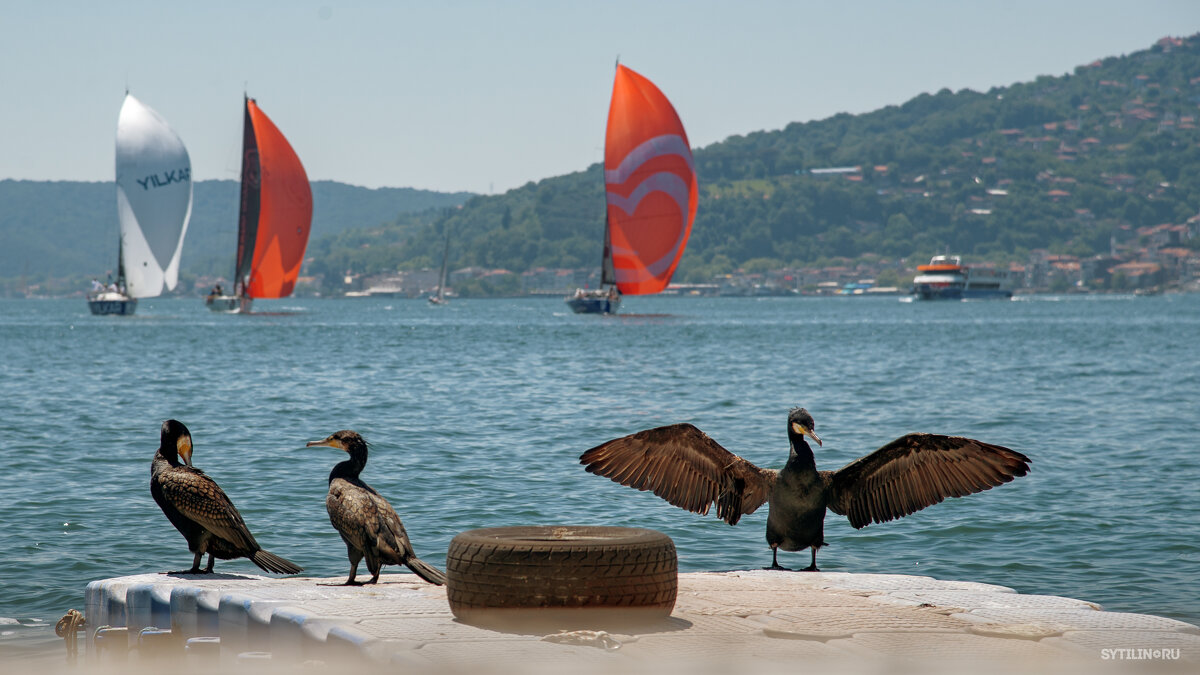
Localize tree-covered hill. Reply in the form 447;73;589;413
0;179;472;292
306;34;1200;289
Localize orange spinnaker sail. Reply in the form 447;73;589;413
604;65;697;295
245;100;312;299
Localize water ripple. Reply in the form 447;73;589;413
0;294;1197;650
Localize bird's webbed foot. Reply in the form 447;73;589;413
764;547;791;571
800;546;822;571
164;568;208;575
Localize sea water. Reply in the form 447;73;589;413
1;294;1197;657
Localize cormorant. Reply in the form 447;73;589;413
580;407;1031;571
150;419;303;575
306;430;446;586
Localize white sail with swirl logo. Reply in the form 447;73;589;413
602;65;697;296
605;135;695;284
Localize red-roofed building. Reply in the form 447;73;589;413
1049;261;1083;288
1108;262;1164;289
1138;223;1188;249
1156;248;1198;280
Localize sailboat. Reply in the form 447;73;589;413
428;229;450;305
566;63;697;314
206;96;312;313
89;94;192;315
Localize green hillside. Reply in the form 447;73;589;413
0;180;472;295
8;35;1199;298
305;34;1200;290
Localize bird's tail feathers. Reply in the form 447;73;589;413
404;555;447;585
252;549;304;575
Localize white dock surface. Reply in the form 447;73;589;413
83;570;1200;671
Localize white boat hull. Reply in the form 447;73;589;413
87;292;137;316
566;289;621;314
205;294;252;313
911;255;1014;301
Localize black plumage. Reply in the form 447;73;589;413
150;419;303;575
580;407;1030;571
306;430;446;586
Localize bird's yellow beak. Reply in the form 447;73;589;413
177;433;194;467
306;436;346;451
791;422;822;446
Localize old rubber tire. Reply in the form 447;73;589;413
446;526;677;619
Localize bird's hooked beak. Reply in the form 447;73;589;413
791;421;823;447
306;435;348;452
177;433;194;467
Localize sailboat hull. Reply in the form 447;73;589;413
566;290;621;315
205;294;252;313
87;293;137;316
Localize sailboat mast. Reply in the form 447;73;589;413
600;214;615;287
437;229;450;301
116;234;126;290
599;59;619;290
236;95;253;294
233;95;261;298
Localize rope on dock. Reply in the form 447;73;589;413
56;609;86;661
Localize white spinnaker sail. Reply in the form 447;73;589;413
115;94;192;298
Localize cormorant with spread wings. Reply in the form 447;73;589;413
580;407;1030;571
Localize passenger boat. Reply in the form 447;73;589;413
566;63;697;314
911;255;1013;300
89;94;192;316
206;96;312;313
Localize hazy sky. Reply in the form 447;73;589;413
4;1;1200;194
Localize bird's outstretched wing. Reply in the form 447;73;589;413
157;468;260;551
579;423;777;525
826;433;1031;529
